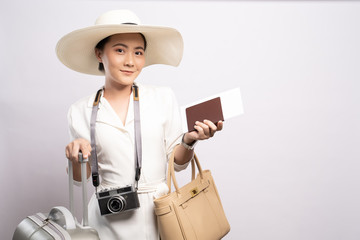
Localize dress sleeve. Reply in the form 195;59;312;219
66;96;92;143
66;101;92;185
67;106;79;142
163;88;190;171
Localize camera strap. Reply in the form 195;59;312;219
90;84;142;189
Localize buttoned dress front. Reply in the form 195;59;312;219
67;84;187;239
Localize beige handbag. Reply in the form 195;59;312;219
154;149;230;240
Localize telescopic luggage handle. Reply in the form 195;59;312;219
68;152;89;226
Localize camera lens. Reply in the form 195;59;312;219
107;196;126;213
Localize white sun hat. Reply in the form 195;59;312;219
56;9;184;76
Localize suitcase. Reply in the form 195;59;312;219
13;153;100;240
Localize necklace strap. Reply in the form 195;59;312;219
90;84;142;188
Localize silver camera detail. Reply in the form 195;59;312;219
96;185;140;216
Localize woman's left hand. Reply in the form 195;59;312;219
183;120;223;143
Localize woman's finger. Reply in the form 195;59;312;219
194;124;204;136
217;121;224;131
65;145;70;159
195;121;211;137
79;140;91;159
204;120;218;137
71;142;80;162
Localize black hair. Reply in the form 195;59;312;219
95;33;147;72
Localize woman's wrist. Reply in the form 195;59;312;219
181;134;197;150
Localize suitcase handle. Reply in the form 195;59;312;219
68;152;89;227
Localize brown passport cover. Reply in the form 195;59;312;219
185;97;224;132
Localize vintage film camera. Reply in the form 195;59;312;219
96;185;140;216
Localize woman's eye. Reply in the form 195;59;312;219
135;51;143;56
116;49;124;53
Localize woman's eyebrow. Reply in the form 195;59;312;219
112;43;128;48
112;43;144;50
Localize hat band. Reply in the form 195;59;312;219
123;22;138;25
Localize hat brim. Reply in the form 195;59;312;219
56;24;183;76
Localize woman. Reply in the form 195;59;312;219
56;9;223;239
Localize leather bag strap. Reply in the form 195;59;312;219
167;148;203;194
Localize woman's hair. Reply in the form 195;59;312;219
95;33;147;72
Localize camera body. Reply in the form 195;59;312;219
96;185;140;216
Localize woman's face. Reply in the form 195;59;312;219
96;33;146;88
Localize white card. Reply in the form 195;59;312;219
180;87;244;133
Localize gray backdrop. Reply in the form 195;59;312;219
1;1;359;239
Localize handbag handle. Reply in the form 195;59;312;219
167;147;204;195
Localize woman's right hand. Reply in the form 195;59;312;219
65;138;92;163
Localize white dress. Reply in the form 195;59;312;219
67;83;188;239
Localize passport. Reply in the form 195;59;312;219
185;97;224;132
180;88;243;133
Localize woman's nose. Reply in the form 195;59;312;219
124;53;134;67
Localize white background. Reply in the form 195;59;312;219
1;1;360;239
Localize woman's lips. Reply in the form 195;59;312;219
120;70;134;74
